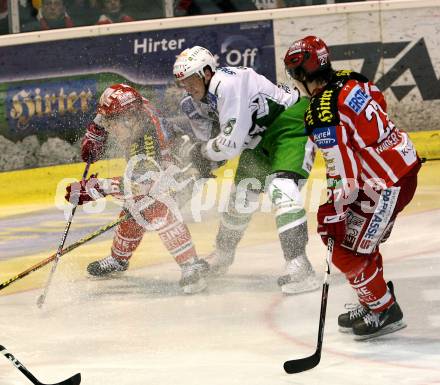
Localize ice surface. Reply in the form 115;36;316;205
1;209;439;385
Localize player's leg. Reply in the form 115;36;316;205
155;204;209;294
89;200;209;293
264;98;319;294
335;164;420;338
267;172;319;294
87;210;142;276
209;148;268;275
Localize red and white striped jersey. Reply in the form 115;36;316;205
307;71;419;200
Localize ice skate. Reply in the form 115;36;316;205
87;255;129;277
338;303;369;333
338;281;399;334
352;301;406;340
179;259;210;294
206;249;235;277
277;254;320;294
352;281;406;340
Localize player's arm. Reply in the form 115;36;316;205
202;92;253;161
80;117;108;163
340;79;392;147
314;123;360;244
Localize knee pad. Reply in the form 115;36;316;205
268;176;306;233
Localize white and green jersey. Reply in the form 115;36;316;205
203;66;300;161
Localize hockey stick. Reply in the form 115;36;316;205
284;237;334;374
37;161;92;308
421;157;440;162
0;212;131;292
0;345;81;385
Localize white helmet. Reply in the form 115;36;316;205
173;46;217;81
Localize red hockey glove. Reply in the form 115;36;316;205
317;202;347;246
65;174;106;205
81;122;108;163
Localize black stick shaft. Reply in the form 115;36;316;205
37;162;91;308
0;213;130;292
316;238;333;351
283;238;334;373
1;345;41;384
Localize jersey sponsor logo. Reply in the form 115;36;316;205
342;209;367;250
375;130;400;154
216;136;237;148
355;286;374;301
317;89;335;123
313;126;338;148
143;134;156;159
397;134;418;166
223;118;236;135
305;81;343;132
344;85;371;114
358;187;399;253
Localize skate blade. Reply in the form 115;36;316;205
280;278;321;295
86;271;126;281
338;326;353;334
182;278;208;294
207;265;229;278
354;320;407;341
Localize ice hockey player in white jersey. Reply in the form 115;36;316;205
173;46;320;294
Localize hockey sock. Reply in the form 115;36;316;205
111;214;145;261
157;212;198;265
216;188;257;254
348;252;394;312
279;221;308;261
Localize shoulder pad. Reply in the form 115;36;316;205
334;70;369;83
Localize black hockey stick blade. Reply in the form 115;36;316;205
49;373;81;385
1;345;81;385
283;351;321;374
283;238;333;374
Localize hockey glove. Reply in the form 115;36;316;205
317;201;347;246
81;122;108;163
65;174;107;205
175;135;219;178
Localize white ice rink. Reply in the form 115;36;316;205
1;208;440;385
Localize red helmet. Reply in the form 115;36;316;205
97;84;143;116
284;36;330;80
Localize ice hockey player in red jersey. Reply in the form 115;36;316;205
284;36;421;339
65;83;209;294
